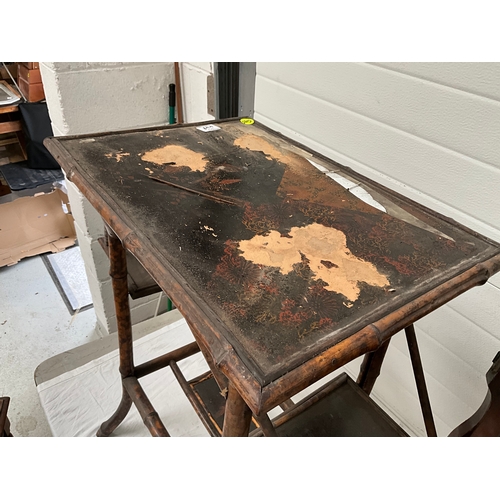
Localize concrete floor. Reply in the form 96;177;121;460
0;254;100;437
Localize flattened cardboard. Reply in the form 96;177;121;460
0;188;76;267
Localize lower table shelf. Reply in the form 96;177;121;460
172;363;408;437
264;373;408;437
171;364;259;436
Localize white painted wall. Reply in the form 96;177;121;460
254;62;500;436
41;62;176;336
179;62;215;122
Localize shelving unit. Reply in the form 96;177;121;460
0;79;26;162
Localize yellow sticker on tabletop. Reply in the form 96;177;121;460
240;118;254;125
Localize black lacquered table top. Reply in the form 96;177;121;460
48;119;500;384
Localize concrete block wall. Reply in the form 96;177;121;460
40;62;176;336
254;62;500;436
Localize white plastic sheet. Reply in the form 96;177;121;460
37;318;212;437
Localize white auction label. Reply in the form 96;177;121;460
196;124;221;132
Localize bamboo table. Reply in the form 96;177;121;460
45;118;500;436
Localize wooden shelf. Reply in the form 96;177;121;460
264;373;408;437
0;120;22;135
169;356;407;437
0;80;26;161
170;365;408;437
0;135;20;147
170;364;259;436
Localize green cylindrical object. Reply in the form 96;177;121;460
169;83;176;124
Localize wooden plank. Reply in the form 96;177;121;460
0;137;19;147
0;104;20;114
0;120;22;134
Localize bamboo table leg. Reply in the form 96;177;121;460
356;338;391;395
97;226;169;437
254;413;278;437
405;324;437;437
222;384;253;437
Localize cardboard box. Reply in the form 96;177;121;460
17;64;42;84
0;186;76;267
18;77;45;102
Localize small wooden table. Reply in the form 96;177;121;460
45;118;500;436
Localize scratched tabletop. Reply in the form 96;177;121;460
46;119;500;385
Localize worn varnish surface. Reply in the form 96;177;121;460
51;120;500;384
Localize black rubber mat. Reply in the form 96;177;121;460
0;161;63;190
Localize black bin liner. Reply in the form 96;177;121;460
18;101;61;170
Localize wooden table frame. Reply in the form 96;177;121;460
44;119;500;437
